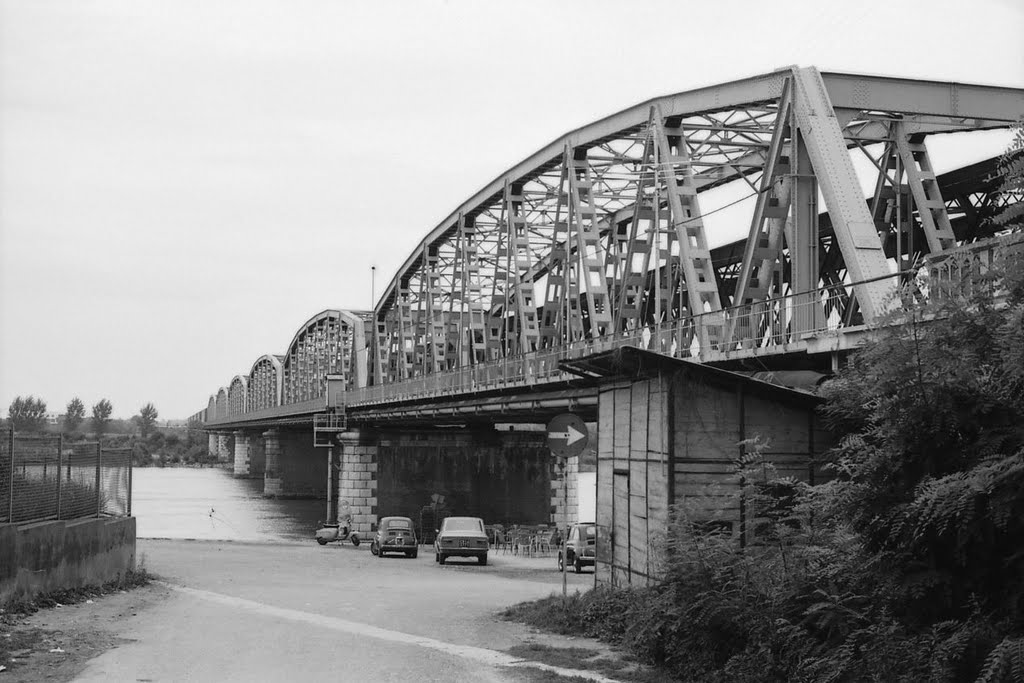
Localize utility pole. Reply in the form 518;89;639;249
561;457;568;599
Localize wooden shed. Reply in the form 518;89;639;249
562;347;833;588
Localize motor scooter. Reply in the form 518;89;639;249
314;501;360;546
314;521;360;546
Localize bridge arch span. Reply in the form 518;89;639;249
215;387;228;419
247;354;283;412
228;375;248;416
282;309;370;405
370;66;1023;387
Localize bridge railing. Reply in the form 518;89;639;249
922;232;1023;302
345;271;913;408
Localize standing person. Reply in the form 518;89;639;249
338;499;353;532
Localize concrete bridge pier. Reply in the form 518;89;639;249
216;433;232;463
232;430;250;477
207;433;217;458
334;430;378;536
262;428;326;499
263;429;283;497
247;433;266;478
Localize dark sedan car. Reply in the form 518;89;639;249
557;522;596;573
434;516;489;565
370;516;418;558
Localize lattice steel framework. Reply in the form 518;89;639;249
368;67;1022;386
247;354;283;412
215;388;228;419
282;310;369;405
227;376;248;416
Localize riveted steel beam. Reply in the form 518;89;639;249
791;66;892;322
894;122;957;253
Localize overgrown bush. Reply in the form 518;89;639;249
507;246;1024;682
129;428;217;467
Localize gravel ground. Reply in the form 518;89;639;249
0;539;631;682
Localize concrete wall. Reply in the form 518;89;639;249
376;427;551;531
0;517;137;606
275;429;326;498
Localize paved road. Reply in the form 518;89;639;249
74;539;603;682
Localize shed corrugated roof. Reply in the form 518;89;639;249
559;346;824;406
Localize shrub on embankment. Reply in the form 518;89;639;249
63;430;217;468
130;436;215;468
7;477;104;521
506;250;1024;682
52;426;217;469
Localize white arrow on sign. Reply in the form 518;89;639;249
548;424;586;446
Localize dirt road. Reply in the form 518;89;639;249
2;538;615;682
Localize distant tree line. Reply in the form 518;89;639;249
3;396;215;467
5;395;118;437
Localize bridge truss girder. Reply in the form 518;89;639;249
280;310;369;406
363;67;1022;386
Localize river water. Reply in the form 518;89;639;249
131;467;325;542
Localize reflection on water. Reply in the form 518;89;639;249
132;467;325;542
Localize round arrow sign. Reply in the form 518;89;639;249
546;413;588;458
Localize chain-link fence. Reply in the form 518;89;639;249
0;430;133;524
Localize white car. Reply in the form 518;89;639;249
434;516;489;565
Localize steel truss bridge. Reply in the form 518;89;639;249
196;66;1023;429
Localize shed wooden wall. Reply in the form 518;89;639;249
672;373;832;543
595;376;670;587
595;366;834;587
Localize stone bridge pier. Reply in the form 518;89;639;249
215;433;232;463
332;430;378;535
231;430;266;479
260;428;324;499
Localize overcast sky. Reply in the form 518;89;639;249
1;0;1022;420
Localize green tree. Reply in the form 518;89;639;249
138;402;158;438
65;397;85;432
993;119;1023;230
811;253;1024;679
8;395;48;432
91;399;113;439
